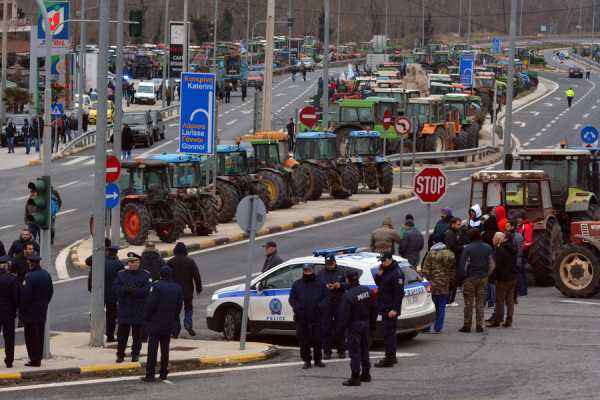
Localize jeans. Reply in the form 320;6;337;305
516;263;528;296
173;299;193;336
486;283;496;308
432;294;449;332
25;137;31;154
7;137;14;153
122;150;132;160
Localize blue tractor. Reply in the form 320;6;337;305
347;131;393;194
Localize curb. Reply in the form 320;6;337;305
0;346;278;382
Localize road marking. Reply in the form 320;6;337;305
226;119;237;126
593;105;598;110
554;97;561;101
559;299;600;306
523;141;530;147
541;127;547;132
56;208;77;216
449;182;460;186
514;121;526;128
54;238;83;281
529;111;540;116
536;132;542;137
204;272;261;288
544;102;553;107
460;176;470;182
62;156;92;166
168;123;179;127
138;139;174;158
0;224;15;231
275;93;286;97
583;113;590;119
83;159;95;166
12;195;29;201
573;123;582;130
57;180;80;189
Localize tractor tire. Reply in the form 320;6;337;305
194;196;219;236
378;163;394;194
291;164;310;202
529;223;562;286
331;165;358;199
554;244;600;298
423;128;447;153
121;203;152;245
252;181;272;211
156;201;187;243
304;163;327;200
454;130;471;150
215;182;240;223
257;170;287;210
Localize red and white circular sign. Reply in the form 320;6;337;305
395;116;411;135
413;167;447;204
299;106;318;128
383;110;392;130
106;155;122;183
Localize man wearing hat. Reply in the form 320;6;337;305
141;242;165;282
19;254;53;367
262;241;284;273
0;255;19;368
113;252;151;363
370;217;402;254
318;255;348;359
337;269;377;386
289;263;327;369
373;252;404;368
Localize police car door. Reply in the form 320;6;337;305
252;263;305;331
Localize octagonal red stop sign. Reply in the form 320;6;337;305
413;167;447;204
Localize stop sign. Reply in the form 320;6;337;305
106;155;121;183
383;110;392;130
299;106;318;127
413;167;447;204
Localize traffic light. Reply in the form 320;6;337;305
27;176;51;230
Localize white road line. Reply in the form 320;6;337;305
62;156;92;166
0;224;16;230
57;180;80;189
83;159;95;166
168;123;179;127
593;105;598;110
138;139;174;158
460;176;470;182
535;132;542;137
541;127;547;132
204;272;261;288
275;93;286;97
449;182;460;186
523;141;530;147
56;208;77;216
583;113;590;119
241;109;252;114
559;299;600;306
12;195;29;201
573;123;582;130
226;119;237;126
54;239;82;281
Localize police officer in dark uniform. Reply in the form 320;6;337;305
337;269;376;386
0;255;19;368
142;266;183;382
374;252;404;368
19;255;53;367
318;255;348;359
289;264;328;369
113;253;151;363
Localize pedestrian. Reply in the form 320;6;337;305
337;269;376;386
8;230;39;259
113;253;151;363
318;255;348;359
31;117;41;152
467;204;483;231
286;118;295;152
167;242;202;337
488;232;518;328
224;82;232;104
506;218;527;297
398;214;414;239
19;255;53;367
142;266;183;382
565;87;575;108
444;217;464;306
458;229;494;333
291;65;297;82
11;242;36;286
166;85;172;107
481;215;498;312
430;208;453;248
370;217;402;254
261;241;283;273
586;68;591;79
289;264;327;369
241;81;248;102
141;242;165;282
300;63;307;81
421;239;455;333
0;255;18;368
22;119;32;155
398;218;424;268
87;243;124;342
121;123;134;160
5;118;15;153
495;205;507;232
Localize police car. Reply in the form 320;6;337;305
206;246;436;342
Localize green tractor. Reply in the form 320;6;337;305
347;130;394;194
293;131;360;200
442;93;485;150
147;154;219;236
119;159;192;245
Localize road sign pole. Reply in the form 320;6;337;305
411;118;417;184
261;0;275;131
399;135;404;188
322;0;330;128
77;0;86;139
240;196;257;351
162;0;169;108
425;203;431;248
503;0;518;161
112;0;124;245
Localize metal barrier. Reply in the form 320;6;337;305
385;145;499;164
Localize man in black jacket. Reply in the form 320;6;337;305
318;255;347;359
444;217;463;306
262;241;283;273
0;256;19;368
141;242;165;282
167;242;202;337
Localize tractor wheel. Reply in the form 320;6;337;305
529;223;562;286
378;163;394;194
215;182;240;223
423;128;447;153
554;244;600;298
194;196;219;236
257;170;287;210
331;165;358;199
252;181;272;211
454;130;470;150
121;203;151;245
156;201;187;243
304;163;327;200
290;164;310;202
467;123;480;148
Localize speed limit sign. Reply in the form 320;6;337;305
395;116;412;134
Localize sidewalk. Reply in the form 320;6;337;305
0;332;276;382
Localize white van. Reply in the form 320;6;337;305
134;81;157;105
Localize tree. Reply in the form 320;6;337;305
3;87;31;114
191;15;213;44
424;13;434;45
219;9;234;41
369;0;381;37
318;7;334;42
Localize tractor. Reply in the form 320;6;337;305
442;93;485;150
147;154;219;236
404;96;453;152
346;130;394;194
470;170;563;286
119;159;191;245
293;131;360;200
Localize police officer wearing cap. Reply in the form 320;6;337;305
289;263;328;369
113;252;151;363
0;255;18;368
19;254;53;367
338;269;376;386
374;251;404;368
318;255;348;359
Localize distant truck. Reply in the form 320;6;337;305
366;53;390;71
218;53;248;90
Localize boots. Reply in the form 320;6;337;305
360;371;372;382
342;374;361;386
374;356;395;368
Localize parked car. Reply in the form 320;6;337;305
1;113;31;146
247;71;264;89
569;67;584;78
89;100;115;124
150;109;165;141
123;111;154;147
299;57;315;71
73;94;92;113
134;81;157;105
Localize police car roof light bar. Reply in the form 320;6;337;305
312;246;358;258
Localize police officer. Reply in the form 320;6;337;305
318;255;348;359
142;266;183;382
0;255;18;368
373;252;404;368
337;269;376;386
289;264;327;369
113;253;151;363
19;255;53;367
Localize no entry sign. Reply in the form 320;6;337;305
105;155;121;183
413;167;447;204
299;106;318;127
383;110;392;130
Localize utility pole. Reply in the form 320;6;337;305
111;0;124;244
162;0;169;107
261;0;275;131
385;0;389;54
213;0;218;72
519;0;524;37
77;0;86;139
183;0;189;73
467;0;472;43
322;0;330;128
91;0;110;347
503;0;517;161
421;0;425;47
288;0;292;65
212;0;219;195
579;0;584;40
1;0;8;127
593;0;597;55
458;0;462;37
246;0;250;65
336;0;341;49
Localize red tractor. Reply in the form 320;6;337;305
554;221;600;298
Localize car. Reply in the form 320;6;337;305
569;67;584;78
299;57;315;71
247;71;264;89
134;81;157;105
73;94;92;113
206;246;435;342
122;111;154;147
149;109;165;141
88;100;115;124
1;113;31;146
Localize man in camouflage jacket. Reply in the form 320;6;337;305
421;241;455;333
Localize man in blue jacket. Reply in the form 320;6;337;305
0;255;19;368
113;253;152;363
374;252;404;368
142;266;183;382
19;255;53;367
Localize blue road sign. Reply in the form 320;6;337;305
492;37;502;54
51;103;64;116
581;126;599;144
105;183;120;209
37;1;70;41
559;52;566;61
459;53;475;87
179;72;216;155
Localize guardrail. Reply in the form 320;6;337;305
385;145;499;164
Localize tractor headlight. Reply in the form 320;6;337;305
186;188;198;195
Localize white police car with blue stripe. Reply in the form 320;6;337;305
206;246;436;342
